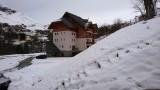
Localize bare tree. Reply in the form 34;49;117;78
133;0;145;16
133;0;158;19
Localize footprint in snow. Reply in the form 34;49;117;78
125;50;130;53
126;76;137;83
55;80;67;90
142;21;147;24
100;48;106;50
115;53;119;58
135;82;144;88
94;61;102;69
146;26;150;29
106;58;112;63
77;71;88;78
117;48;124;50
137;46;143;49
145;42;151;45
38;79;42;82
88;61;102;69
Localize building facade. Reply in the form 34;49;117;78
47;12;97;57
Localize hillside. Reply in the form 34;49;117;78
0;4;45;30
2;16;160;90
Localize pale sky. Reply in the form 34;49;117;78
0;0;139;26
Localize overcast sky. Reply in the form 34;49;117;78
0;0;139;26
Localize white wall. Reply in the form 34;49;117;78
53;31;76;51
53;31;93;52
76;38;92;51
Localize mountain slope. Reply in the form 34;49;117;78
0;5;45;30
74;17;160;61
3;16;160;90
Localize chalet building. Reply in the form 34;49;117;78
47;12;97;57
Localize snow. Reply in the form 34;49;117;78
0;53;43;72
0;77;9;84
95;35;108;42
38;36;48;41
12;40;26;45
74;18;160;62
0;54;30;72
1;16;160;90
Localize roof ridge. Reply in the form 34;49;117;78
62;12;88;28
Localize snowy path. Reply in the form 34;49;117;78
0;54;43;73
0;54;32;72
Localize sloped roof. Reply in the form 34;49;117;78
48;12;89;29
61;18;75;29
62;12;88;28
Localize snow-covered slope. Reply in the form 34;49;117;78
3;17;160;90
0;5;45;30
74;17;160;62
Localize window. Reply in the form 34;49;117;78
55;33;56;35
72;32;74;35
72;39;75;42
62;45;63;48
57;32;59;35
87;39;90;42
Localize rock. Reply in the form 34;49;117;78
0;73;11;90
